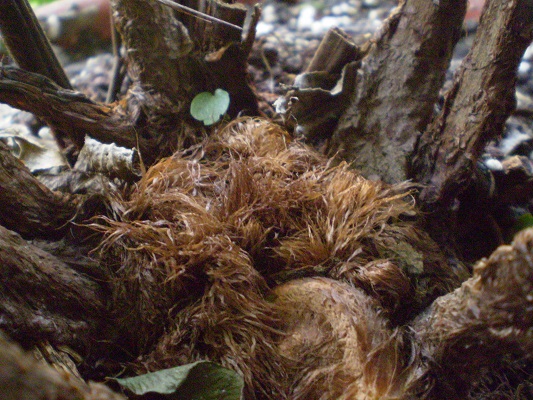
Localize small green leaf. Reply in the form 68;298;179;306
190;89;230;126
113;361;243;400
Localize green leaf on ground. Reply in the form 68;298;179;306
113;361;243;400
190;89;230;126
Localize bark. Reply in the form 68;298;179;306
276;29;362;147
0;140;78;239
0;0;72;89
410;0;533;210
109;0;259;155
0;333;124;400
326;0;467;183
408;228;533;398
111;0;196;107
305;27;361;75
0;66;155;157
0;225;107;351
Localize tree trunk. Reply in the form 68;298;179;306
0;333;125;400
408;228;533;398
410;0;533;209
326;0;467;184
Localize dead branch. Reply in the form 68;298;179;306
275;28;363;148
0;0;72;90
306;27;361;74
410;0;533;209
0;66;157;159
408;228;533;398
0;225;107;351
0;140;78;239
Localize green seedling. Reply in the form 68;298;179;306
190;88;230;126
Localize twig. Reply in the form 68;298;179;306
151;0;243;32
242;3;261;57
106;9;124;103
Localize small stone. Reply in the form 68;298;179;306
523;43;533;62
495;156;533;204
331;3;356;15
502;156;533;180
261;4;277;24
517;90;533;113
484;158;503;172
256;21;274;36
313;16;352;34
297;5;316;31
518;61;531;77
362;0;380;8
499;129;531;156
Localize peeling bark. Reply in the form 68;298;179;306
327;0;467;183
306;27;361;74
278;28;363;147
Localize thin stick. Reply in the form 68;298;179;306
152;0;243;32
106;9;124;103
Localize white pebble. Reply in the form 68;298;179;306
44;15;61;41
500;130;531;155
484;158;503;171
368;10;383;21
297;5;316;31
524;43;533;61
519;61;531;76
261;4;277;24
331;3;354;15
256;21;273;36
